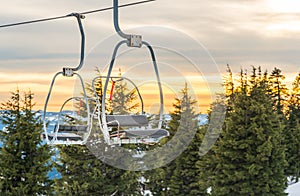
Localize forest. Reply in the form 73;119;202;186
0;65;299;195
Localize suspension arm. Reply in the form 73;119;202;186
63;13;86;76
113;0;142;48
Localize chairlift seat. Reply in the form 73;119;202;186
106;115;148;127
56;125;88;132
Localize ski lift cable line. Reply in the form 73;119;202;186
0;0;156;29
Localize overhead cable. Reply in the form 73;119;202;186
0;0;155;28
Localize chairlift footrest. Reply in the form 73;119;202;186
110;129;169;145
43;132;83;141
124;129;169;138
110;129;169;139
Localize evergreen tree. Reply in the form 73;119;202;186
110;68;139;115
196;95;227;196
211;67;287;195
85;67;108;113
108;69;143;195
168;127;208;196
54;145;106;195
285;72;300;184
145;83;208;195
55;144;144;195
55;67;142;195
269;67;288;114
0;89;53;195
224;64;234;97
143;167;168;195
168;83;204;195
90;67;103;99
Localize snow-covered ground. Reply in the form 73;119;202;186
286;182;300;195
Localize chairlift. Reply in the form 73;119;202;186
42;13;92;145
92;0;169;145
43;1;169;146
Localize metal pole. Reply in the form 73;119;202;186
113;0;131;40
142;41;164;128
63;13;85;75
43;72;64;143
101;40;129;144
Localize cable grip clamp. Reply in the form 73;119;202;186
63;67;75;77
128;35;142;48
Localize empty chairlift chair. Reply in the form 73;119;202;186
42;13;93;145
92;76;169;145
43;97;93;145
92;0;169;145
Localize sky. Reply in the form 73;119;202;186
0;0;300;113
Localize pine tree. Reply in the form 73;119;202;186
108;69;143;195
196;95;227;196
211;67;287;195
85;67;107;113
145;83;208;195
55;67;142;195
285;72;300;184
269;67;288;114
168;83;203;195
0;89;53;195
54;145;105;195
90;67;103;99
168;127;208;196
224;64;234;97
110;68;139;115
55;144;144;195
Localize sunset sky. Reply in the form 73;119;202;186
0;0;300;113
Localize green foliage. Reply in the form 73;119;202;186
0;89;53;195
85;67;108;113
168;83;204;195
210;66;287;195
110;69;139;115
169;127;208;196
223;64;234;97
54;145;104;195
55;144;142;195
145;83;208;195
55;68;142;195
196;98;226;195
285;73;300;183
269;67;289;114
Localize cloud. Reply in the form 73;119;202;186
1;0;300;112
